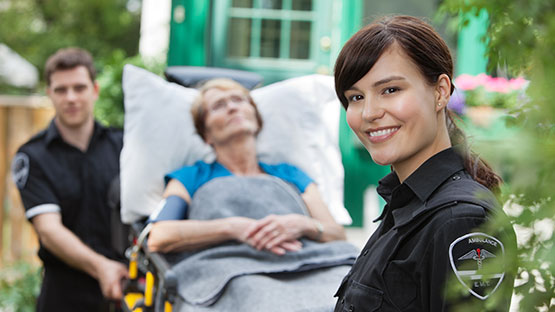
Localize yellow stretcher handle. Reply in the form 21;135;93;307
124;292;144;312
165;301;173;312
145;271;154;307
129;253;138;280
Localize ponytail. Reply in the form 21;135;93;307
446;110;503;191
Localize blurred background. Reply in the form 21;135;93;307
0;0;553;311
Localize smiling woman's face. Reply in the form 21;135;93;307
344;43;451;179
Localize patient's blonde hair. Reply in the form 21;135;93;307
191;78;263;141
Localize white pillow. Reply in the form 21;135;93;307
121;65;352;225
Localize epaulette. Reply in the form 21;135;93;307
426;176;498;215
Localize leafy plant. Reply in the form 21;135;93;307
0;0;141;85
95;52;165;128
0;262;41;312
439;0;555;310
453;73;528;109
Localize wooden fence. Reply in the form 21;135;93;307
0;95;54;267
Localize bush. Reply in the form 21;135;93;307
440;0;555;310
95;51;164;128
0;262;41;312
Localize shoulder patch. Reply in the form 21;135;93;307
11;152;30;189
449;232;505;300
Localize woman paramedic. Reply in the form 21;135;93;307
332;15;515;311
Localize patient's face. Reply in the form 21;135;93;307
203;87;259;145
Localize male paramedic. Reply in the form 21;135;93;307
11;47;127;311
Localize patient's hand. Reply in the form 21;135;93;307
267;240;302;255
244;214;309;254
227;216;300;255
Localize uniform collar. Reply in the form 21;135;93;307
375;147;465;223
376;170;398;206
45;119;107;147
403;147;465;203
44;120;61;145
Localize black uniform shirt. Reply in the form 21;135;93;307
12;120;123;311
334;148;514;312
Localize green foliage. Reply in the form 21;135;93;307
0;0;141;76
0;84;34;96
0;262;41;312
95;52;165;128
439;0;555;310
0;0;141;94
439;0;554;76
0;0;150;127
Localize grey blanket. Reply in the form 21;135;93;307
167;175;359;311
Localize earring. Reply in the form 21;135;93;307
437;103;442;107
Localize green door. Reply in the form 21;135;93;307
168;0;362;73
210;0;345;83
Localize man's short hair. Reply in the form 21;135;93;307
44;47;96;86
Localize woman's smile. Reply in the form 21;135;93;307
366;126;400;143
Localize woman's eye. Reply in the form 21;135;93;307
230;95;243;103
348;94;363;102
383;87;399;95
212;101;226;111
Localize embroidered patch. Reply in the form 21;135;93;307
449;232;505;300
11;153;30;189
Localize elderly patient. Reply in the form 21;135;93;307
147;78;358;311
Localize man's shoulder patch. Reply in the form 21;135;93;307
11;152;30;189
449;232;505;300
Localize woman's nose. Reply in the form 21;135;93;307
361;99;384;122
225;99;242;112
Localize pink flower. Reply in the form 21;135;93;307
454;74;528;94
509;77;528;90
454;74;480;90
477;73;491;86
484;76;511;93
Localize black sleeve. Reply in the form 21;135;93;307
12;150;60;219
420;213;512;311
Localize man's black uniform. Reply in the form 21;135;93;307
12;120;123;312
334;148;515;311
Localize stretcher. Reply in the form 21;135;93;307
117;65;354;311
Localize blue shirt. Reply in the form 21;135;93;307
165;161;313;197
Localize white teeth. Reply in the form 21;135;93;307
369;128;398;137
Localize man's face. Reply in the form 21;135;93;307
47;66;98;129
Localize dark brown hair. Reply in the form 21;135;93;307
334;15;502;190
191;78;263;142
44;47;96;86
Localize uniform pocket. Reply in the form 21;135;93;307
342;281;383;312
383;261;417;309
